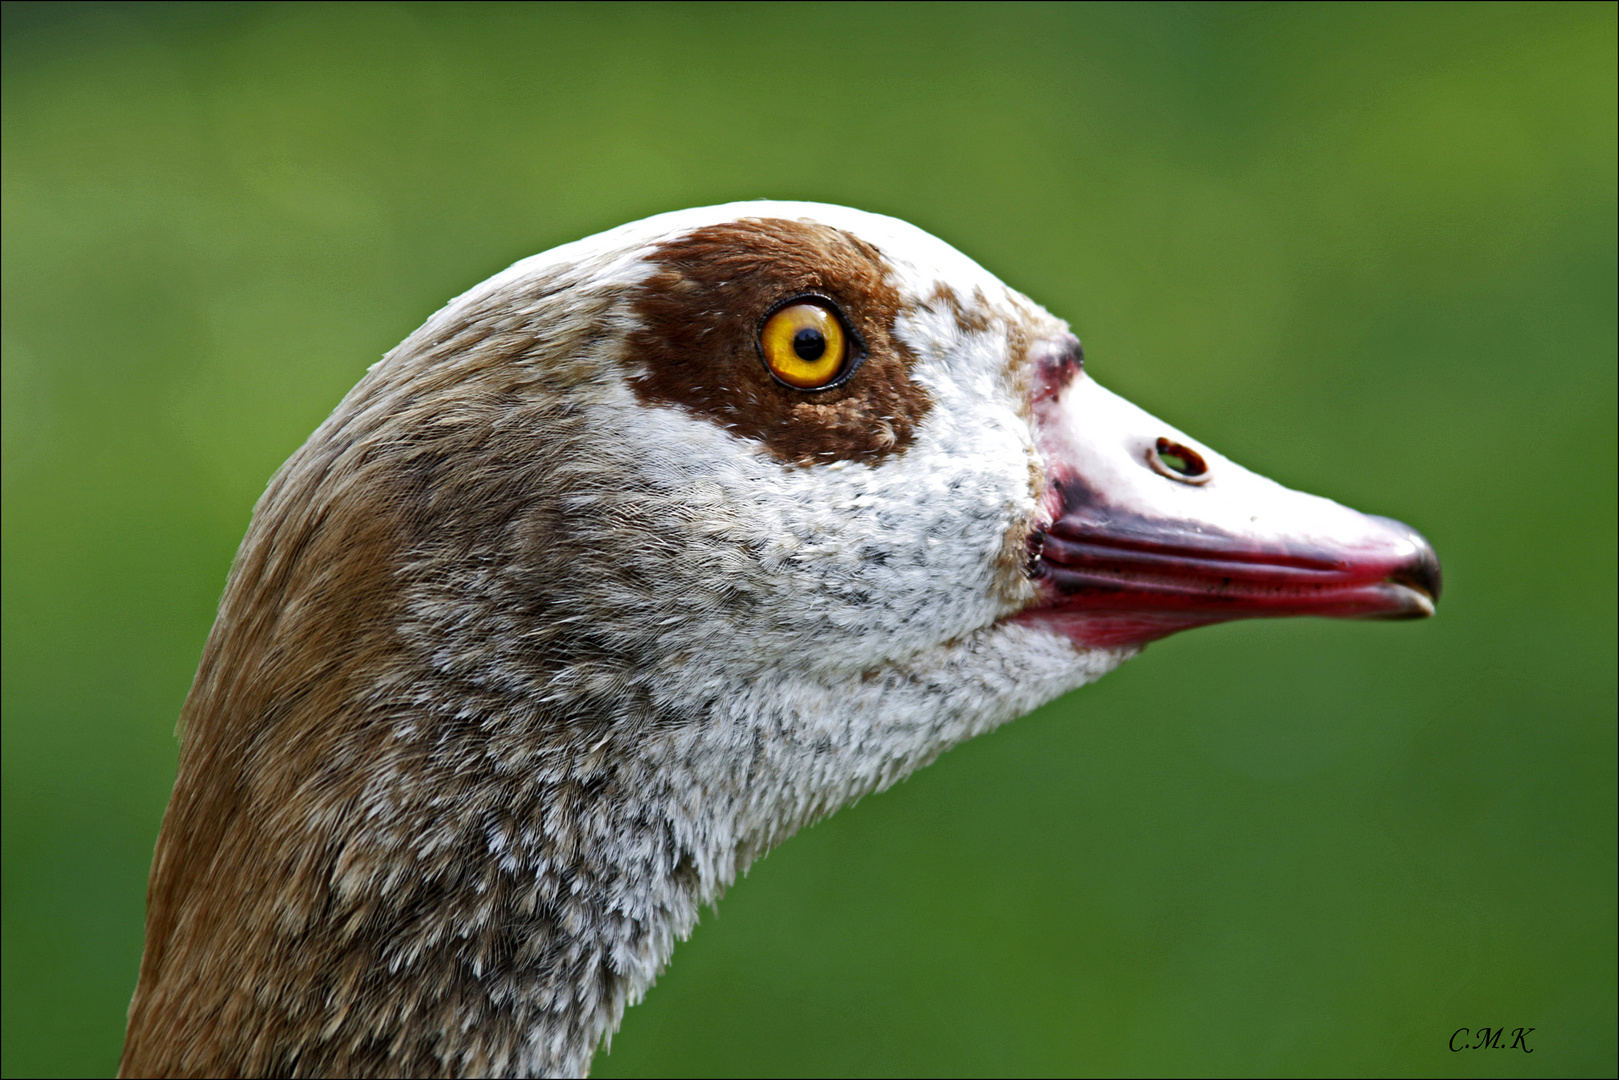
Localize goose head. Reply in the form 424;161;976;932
121;202;1438;1078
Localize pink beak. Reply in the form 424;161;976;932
1015;337;1441;649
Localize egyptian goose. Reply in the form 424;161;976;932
120;202;1439;1078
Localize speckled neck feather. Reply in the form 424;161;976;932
120;204;1129;1078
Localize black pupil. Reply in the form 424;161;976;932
792;328;827;362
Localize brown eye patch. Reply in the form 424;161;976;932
625;217;932;465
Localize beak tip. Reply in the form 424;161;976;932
1369;514;1442;611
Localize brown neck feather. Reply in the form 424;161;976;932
120;318;687;1076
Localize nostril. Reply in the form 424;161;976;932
1150;437;1210;484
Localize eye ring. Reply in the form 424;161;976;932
756;294;867;391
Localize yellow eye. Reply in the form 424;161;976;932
760;301;848;389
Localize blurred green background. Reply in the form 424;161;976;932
3;2;1614;1076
